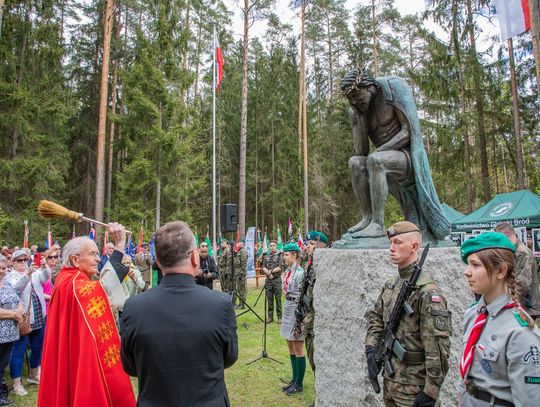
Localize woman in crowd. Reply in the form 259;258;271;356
42;249;59;313
458;232;540;406
0;255;22;406
280;242;306;396
6;249;50;396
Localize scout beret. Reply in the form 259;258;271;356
239;239;245;243
386;221;420;239
283;242;301;252
460;232;515;263
141;242;150;248
305;231;329;245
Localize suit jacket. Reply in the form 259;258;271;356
120;273;238;407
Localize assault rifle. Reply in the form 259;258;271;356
369;243;430;394
293;256;313;338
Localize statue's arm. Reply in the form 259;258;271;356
349;108;369;156
376;108;410;151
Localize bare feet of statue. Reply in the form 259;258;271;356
347;216;372;234
351;222;386;238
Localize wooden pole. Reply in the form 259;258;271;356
507;38;526;189
95;0;115;230
301;0;309;233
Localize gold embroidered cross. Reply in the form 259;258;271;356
96;320;114;343
78;281;96;298
87;297;107;319
103;344;120;368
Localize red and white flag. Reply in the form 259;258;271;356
216;37;225;92
136;225;144;253
23;220;29;248
494;0;531;41
101;231;109;255
47;225;54;249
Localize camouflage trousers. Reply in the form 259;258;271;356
220;272;231;293
305;328;315;372
235;272;246;304
383;380;423;407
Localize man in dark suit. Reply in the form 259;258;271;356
120;221;238;407
98;242;115;272
195;241;218;289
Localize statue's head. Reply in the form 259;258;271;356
341;68;381;113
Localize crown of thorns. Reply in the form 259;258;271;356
341;68;381;97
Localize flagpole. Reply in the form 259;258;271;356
212;25;217;260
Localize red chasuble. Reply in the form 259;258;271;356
37;267;135;407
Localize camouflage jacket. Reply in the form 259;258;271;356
233;248;247;274
365;263;452;399
218;249;232;275
515;241;540;316
300;255;316;331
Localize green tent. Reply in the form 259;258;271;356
452;189;540;232
441;203;464;223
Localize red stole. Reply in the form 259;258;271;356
37;267;135;407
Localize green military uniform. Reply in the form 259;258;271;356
262;250;283;322
302;255;316;372
218;248;233;293
365;265;452;406
234;247;247;307
514;240;540;319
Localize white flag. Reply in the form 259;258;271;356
494;0;531;41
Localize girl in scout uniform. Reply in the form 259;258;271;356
280;243;306;396
458;232;540;406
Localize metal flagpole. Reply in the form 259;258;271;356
212;25;217;260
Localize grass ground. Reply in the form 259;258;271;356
8;283;314;407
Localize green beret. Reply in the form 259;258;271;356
460;232;515;263
283;242;300;252
305;231;329;245
239;239;245;243
386;221;420;239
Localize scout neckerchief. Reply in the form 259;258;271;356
283;262;297;295
459;301;516;382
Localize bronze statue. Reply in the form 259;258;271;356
341;69;449;241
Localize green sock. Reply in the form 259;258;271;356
295;356;306;387
290;354;297;382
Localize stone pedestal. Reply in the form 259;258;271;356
313;247;470;406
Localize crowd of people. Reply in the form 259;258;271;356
0;218;538;406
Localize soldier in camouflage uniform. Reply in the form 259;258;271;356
495;222;540;322
262;241;283;323
234;240;248;309
218;240;233;294
297;230;328;407
365;221;452;407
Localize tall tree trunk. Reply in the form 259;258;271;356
325;12;333;102
529;0;540;104
507;38;526;189
194;23;202;99
238;0;250;238
181;2;190;104
371;0;378;77
0;0;6;38
452;0;473;211
95;0;115;226
501;143;510;192
465;0;490;202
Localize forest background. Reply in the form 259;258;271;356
0;0;539;246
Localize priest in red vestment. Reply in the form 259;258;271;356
37;223;135;407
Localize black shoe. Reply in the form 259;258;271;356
0;398;14;406
281;381;294;392
285;383;303;395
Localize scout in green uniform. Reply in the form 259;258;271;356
280;243;306;396
365;221;452;407
458;232;540;406
234;240;248;309
218;240;232;293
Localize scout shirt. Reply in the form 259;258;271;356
458;293;540;406
365;263;452;400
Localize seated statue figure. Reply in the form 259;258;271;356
341;68;449;240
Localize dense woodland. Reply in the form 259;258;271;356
0;0;539;245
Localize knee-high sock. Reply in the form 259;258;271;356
295;356;306;386
290;354;297;382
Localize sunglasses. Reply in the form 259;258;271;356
13;258;29;263
47;255;59;260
